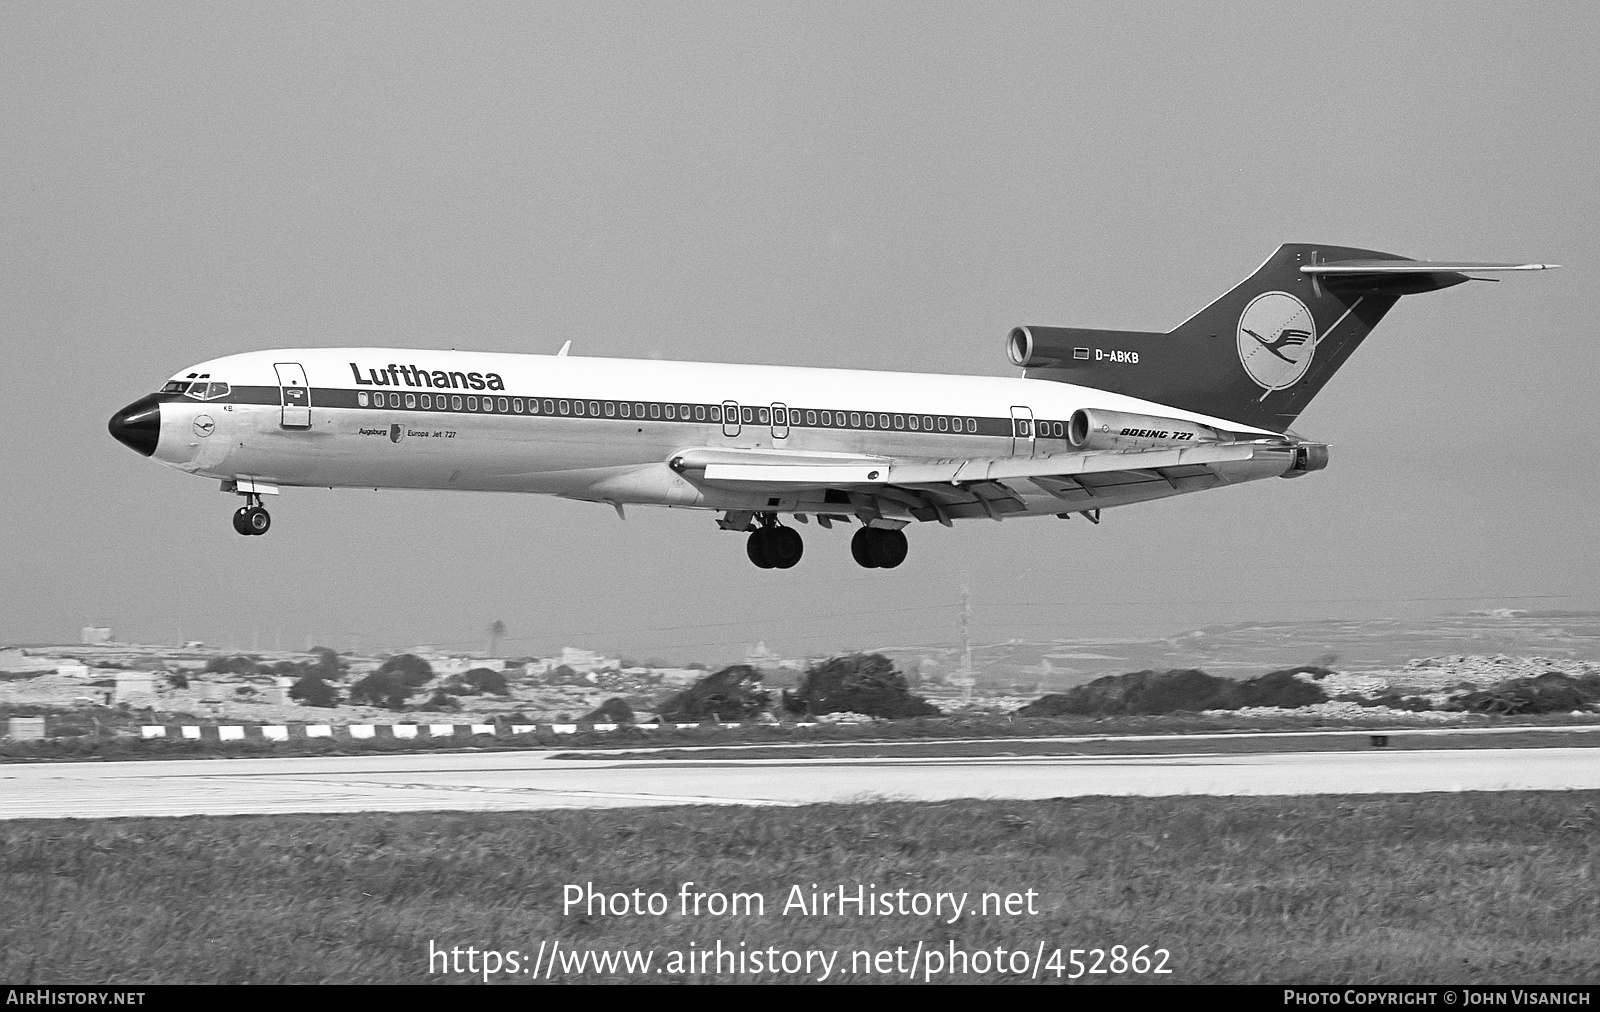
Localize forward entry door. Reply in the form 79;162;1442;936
1010;405;1035;456
275;363;312;429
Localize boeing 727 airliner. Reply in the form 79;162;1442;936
108;244;1555;569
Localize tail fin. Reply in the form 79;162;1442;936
1008;243;1556;431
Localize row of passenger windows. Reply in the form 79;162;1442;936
357;389;992;434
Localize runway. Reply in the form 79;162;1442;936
3;745;1598;819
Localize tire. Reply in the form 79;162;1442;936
746;529;775;568
231;507;254;536
245;506;271;535
768;526;803;569
850;526;879;568
868;527;907;568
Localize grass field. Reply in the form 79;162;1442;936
3;793;1597;984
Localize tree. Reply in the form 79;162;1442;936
375;654;434;686
443;668;511;696
307;647;348;681
289;674;339;708
487;620;507;658
348;671;418;710
657;665;771;722
783;653;940;719
582;697;634;723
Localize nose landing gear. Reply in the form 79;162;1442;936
231;494;271;536
746;515;803;569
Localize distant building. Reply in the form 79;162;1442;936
557;647;610;674
80;627;112;645
744;641;780;669
114;673;158;707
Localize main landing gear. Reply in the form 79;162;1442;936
231;493;271;536
729;512;909;570
850;525;907;569
747;517;803;569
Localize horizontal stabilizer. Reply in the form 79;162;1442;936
1302;260;1559;274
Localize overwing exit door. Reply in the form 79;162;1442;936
275;363;312;429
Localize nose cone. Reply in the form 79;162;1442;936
109;394;161;457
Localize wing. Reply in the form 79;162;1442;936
670;441;1298;523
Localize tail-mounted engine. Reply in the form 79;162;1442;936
1280;442;1331;478
1067;408;1229;451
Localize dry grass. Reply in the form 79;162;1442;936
2;793;1597;984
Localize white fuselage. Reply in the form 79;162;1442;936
141;347;1291;521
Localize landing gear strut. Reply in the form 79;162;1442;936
746;515;803;569
231;493;271;536
850;526;907;569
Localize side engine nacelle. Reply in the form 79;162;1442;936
1067;408;1228;451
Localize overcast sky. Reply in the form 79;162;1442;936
4;3;1596;662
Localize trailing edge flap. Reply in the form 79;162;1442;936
674;443;1285;490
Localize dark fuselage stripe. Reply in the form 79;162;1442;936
190;387;1077;440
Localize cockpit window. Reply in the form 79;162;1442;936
174;380;230;400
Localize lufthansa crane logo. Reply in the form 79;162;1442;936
1237;291;1317;392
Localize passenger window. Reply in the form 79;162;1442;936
967;418;977;432
879;414;889;429
758;407;770;424
620;402;631;418
849;412;861;427
512;398;523;412
664;404;675;419
589;401;600;416
604;401;615;417
635;403;645;417
864;413;875;428
650;403;660;419
420;394;431;409
937;417;948;432
452;395;463;410
741;406;753;423
695;405;706;421
773;407;786;426
544;399;554;414
923;415;933;430
805;410;816;426
498;397;509;412
893;414;904;430
405;393;416;409
710;406;721;422
573;401;584;416
358;392;369;407
680;404;690;419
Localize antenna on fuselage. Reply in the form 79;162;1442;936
556;340;571;357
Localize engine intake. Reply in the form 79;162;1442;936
1067;408;1227;451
